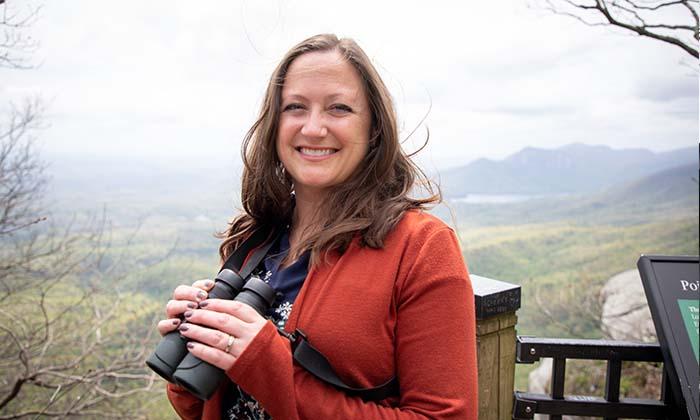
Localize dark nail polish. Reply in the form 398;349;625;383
178;324;189;332
187;302;196;309
187;342;194;349
172;319;180;326
204;280;214;288
196;291;207;301
184;310;193;318
199;301;209;308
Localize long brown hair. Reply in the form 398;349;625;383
219;33;439;266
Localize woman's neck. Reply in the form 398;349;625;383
289;189;326;249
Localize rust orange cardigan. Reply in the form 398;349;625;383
167;211;478;419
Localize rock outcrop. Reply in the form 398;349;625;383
599;269;656;342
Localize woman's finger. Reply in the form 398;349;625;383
191;279;215;291
182;308;248;339
178;323;243;358
199;299;264;324
182;303;268;362
185;341;236;371
157;318;182;336
165;299;198;318
173;285;209;302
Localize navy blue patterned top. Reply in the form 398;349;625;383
222;230;309;419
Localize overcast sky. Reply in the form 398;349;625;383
2;0;698;171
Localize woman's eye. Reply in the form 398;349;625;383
283;103;304;112
330;104;353;113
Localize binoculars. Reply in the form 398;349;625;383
146;269;276;400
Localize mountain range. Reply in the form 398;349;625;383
45;143;698;227
440;143;697;197
438;162;698;226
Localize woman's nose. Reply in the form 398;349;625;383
300;111;328;138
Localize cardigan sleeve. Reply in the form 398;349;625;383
166;382;204;420
226;226;478;420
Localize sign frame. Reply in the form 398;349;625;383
638;254;699;420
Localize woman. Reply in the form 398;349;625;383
158;34;478;419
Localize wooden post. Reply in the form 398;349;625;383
472;275;521;420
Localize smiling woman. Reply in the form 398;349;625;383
157;33;478;420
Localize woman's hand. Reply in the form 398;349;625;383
176;299;268;371
156;279;214;336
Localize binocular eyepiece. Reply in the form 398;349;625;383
146;269;276;400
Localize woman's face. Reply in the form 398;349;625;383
276;50;371;200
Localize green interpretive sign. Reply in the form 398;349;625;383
678;299;700;363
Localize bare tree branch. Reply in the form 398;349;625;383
0;1;40;69
538;0;700;57
0;4;168;417
0;98;47;238
682;1;700;39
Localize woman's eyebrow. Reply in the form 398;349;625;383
281;94;308;102
282;91;361;103
326;93;354;102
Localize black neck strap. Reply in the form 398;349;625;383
288;330;399;401
220;227;278;278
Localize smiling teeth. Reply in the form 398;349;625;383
299;148;335;156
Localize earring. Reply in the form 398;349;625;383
275;161;285;176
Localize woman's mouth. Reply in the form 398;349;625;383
297;147;338;157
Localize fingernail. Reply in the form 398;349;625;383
196;291;207;301
172;319;180;326
199;300;209;308
187;342;194;349
178;324;189;332
187;302;196;309
184;310;193;318
204;280;214;288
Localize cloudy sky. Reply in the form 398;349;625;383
2;0;698;171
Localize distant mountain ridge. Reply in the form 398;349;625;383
437;163;698;227
539;163;699;224
440;143;697;197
